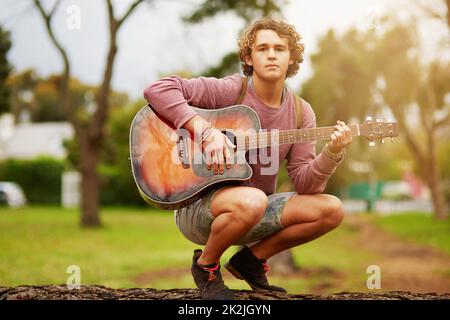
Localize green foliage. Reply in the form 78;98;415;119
184;0;286;23
299;18;450;199
99;164;144;206
185;1;286;78
301;28;378;126
8;69;130;123
0;25;12;114
0;157;66;204
201;52;241;78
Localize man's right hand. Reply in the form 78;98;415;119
183;115;236;174
202;128;236;175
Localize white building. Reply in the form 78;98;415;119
0;114;74;160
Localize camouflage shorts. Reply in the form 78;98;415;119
174;187;295;245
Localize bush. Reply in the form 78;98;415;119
0;157;65;204
99;164;145;206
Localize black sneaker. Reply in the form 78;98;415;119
224;246;287;292
191;249;235;300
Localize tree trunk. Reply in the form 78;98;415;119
80;135;101;227
425;127;448;220
427;162;448;220
267;250;299;274
391;109;448;220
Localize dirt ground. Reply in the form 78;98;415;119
1;285;449;300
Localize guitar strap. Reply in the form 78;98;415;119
234;76;303;129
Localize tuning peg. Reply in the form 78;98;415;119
376;118;382;123
391;137;394;142
366;116;373;121
380;138;385;144
369;141;376;147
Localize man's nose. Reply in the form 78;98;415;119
267;48;276;59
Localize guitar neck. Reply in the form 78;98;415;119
235;124;361;150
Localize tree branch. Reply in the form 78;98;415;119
415;0;446;20
390;106;428;174
90;0;144;140
106;0;115;25
117;0;145;29
33;0;80;135
434;108;450;129
49;0;61;17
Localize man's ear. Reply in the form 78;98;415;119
245;55;253;66
289;56;294;65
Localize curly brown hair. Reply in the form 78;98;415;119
238;17;305;78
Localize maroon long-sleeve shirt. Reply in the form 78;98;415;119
143;73;342;195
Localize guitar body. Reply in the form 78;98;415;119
130;104;261;210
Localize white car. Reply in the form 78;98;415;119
0;182;27;208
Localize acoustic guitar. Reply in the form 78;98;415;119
129;104;398;210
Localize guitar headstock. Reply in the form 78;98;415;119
360;116;399;146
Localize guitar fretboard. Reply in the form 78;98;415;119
234;124;360;150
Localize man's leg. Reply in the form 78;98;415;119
191;186;268;299
248;193;345;260
223;193;344;292
197;186;268;265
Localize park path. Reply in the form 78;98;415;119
344;215;450;294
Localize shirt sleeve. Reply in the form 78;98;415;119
143;74;242;129
286;99;344;194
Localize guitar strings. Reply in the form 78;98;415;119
233;124;394;150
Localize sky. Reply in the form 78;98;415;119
1;0;448;100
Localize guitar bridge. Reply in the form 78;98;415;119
176;130;190;169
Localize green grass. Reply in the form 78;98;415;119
0;207;449;293
369;212;450;256
0;206;199;288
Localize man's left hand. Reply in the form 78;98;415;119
328;120;352;154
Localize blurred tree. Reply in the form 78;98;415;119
202;52;240;78
8;70;128;123
34;0;144;227
300;16;449;220
0;25;12;115
374;21;449;220
301;28;378;127
183;0;286;24
185;0;286;78
7;69;38;122
300;28;380;196
415;0;449;28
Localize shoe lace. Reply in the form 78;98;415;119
261;261;270;274
202;264;220;282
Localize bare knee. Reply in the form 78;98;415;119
322;195;345;228
230;188;268;225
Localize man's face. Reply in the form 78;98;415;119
246;29;293;81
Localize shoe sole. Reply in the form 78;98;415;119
224;261;265;291
224;261;288;293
